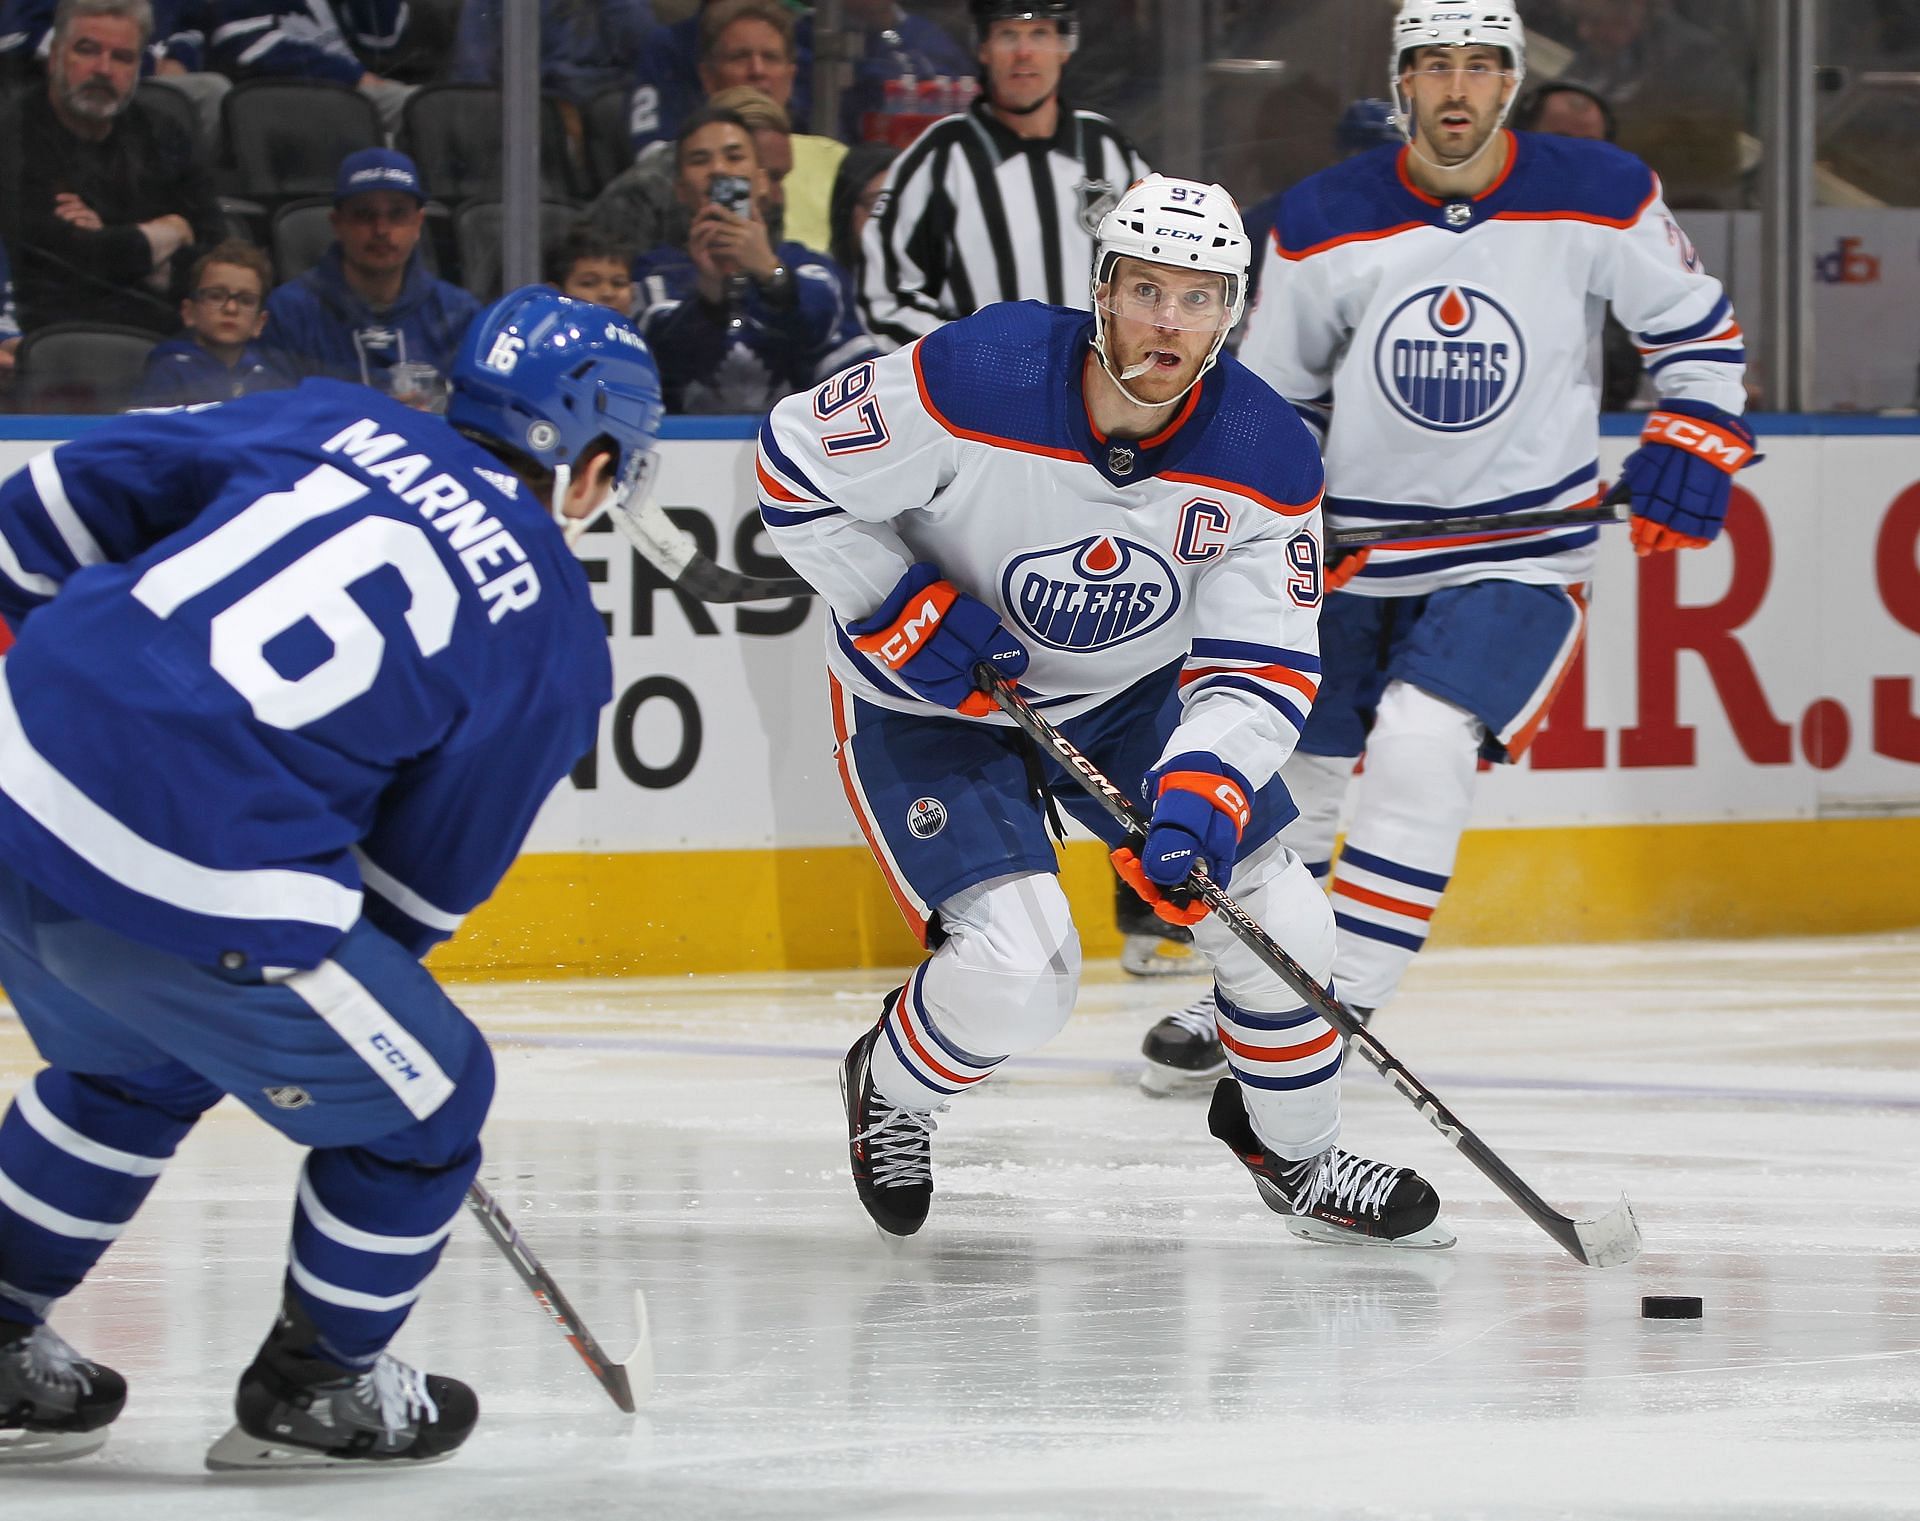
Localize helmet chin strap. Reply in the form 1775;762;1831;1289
552;461;617;549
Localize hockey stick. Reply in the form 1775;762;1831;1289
605;483;812;604
1329;479;1631;551
464;1181;652;1413
974;667;1642;1269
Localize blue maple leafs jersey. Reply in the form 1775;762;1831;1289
0;380;613;970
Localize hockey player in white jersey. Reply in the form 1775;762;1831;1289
1140;1;1756;1089
761;174;1451;1250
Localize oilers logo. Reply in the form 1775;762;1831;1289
907;798;947;839
1373;283;1526;432
1002;534;1180;652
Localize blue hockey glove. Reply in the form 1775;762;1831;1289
848;562;1028;716
1111;753;1253;926
1619;399;1760;555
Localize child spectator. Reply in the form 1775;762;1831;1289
545;224;637;317
132;239;292;405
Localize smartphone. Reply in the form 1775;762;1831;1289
708;174;754;218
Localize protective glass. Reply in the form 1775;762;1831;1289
1096;271;1232;333
1404;60;1516;84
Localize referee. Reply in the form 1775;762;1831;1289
858;0;1149;350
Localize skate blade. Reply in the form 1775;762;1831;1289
1283;1215;1458;1251
1138;1060;1227;1097
0;1426;109;1465
205;1424;459;1473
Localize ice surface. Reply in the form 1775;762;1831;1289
3;932;1917;1519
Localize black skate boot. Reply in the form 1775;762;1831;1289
205;1298;478;1471
1207;1079;1453;1248
0;1320;127;1464
839;1016;940;1239
1139;991;1228;1096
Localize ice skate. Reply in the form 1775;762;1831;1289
839;1018;941;1239
1139;991;1228;1095
0;1322;127;1464
1207;1078;1454;1248
206;1301;478;1471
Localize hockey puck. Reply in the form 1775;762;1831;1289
1641;1295;1703;1320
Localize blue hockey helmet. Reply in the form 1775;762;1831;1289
448;285;664;485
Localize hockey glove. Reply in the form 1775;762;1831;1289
1619;399;1760;556
848;562;1028;717
1111;753;1253;927
1325;545;1371;591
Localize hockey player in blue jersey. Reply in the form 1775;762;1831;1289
1142;0;1757;1089
0;287;661;1468
761;174;1451;1252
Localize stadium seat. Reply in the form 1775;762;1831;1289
15;324;159;414
133;80;200;148
399;84;577;207
271;198;441;283
223;79;383;207
454;200;581;299
581;86;638;196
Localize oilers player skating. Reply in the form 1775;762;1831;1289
1143;0;1756;1091
761;173;1455;1252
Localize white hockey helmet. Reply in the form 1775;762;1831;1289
1090;174;1250;406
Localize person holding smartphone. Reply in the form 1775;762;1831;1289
632;103;876;413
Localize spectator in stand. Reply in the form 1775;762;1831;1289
452;0;654;107
829;142;896;282
591;85;845;259
858;0;1149;351
1513;78;1644;410
0;0;223;336
829;0;975;143
208;1;413;134
546;223;636;317
0;237;20;380
131;238;292;404
633;104;874;414
1559;0;1744;208
0;2;227;156
629;0;811;156
261;147;480;405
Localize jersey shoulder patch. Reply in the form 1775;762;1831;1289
1275;147;1413;258
913;301;1086;453
1501;133;1657;224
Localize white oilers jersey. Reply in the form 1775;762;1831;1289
1239;131;1746;597
759;302;1328;790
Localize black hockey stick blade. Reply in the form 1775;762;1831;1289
604;491;812;603
974;666;1643;1269
1330;478;1631;552
464;1182;652;1412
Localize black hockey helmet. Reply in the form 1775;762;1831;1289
970;1;1078;48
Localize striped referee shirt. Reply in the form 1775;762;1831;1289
859;98;1149;348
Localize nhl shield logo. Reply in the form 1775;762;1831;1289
1372;283;1526;433
907;798;947;839
264;1085;313;1111
1077;177;1122;233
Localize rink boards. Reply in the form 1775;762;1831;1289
1;415;1917;976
